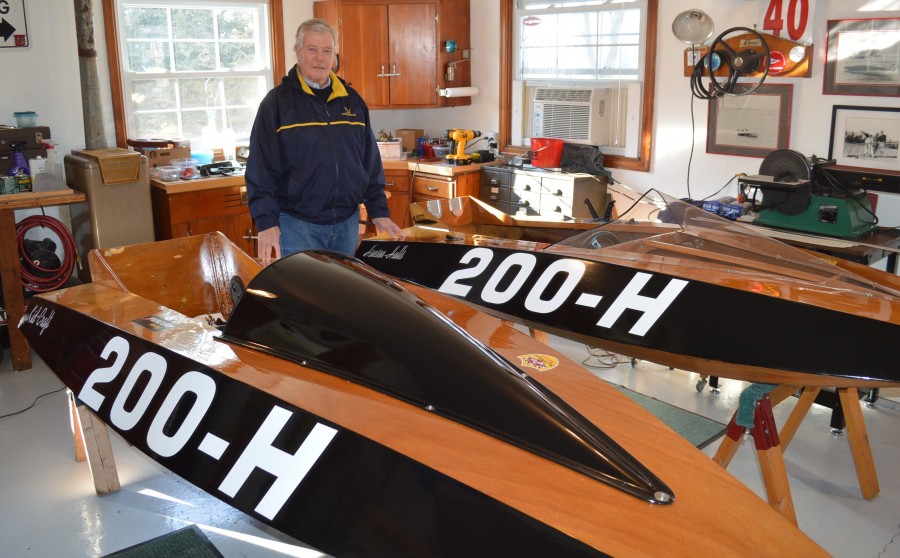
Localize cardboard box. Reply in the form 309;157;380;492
126;139;191;168
140;145;191;167
394;128;424;153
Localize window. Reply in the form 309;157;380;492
103;0;284;150
516;0;644;82
501;0;657;171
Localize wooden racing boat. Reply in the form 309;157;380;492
19;233;825;556
356;196;900;388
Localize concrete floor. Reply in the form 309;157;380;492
1;335;899;557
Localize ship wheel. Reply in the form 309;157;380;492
706;27;770;96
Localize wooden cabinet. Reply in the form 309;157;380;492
481;166;609;220
151;176;257;256
411;168;481;204
314;0;471;109
384;168;412;228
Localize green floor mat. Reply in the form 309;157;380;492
616;386;727;448
102;524;223;558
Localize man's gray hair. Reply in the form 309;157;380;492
295;18;338;50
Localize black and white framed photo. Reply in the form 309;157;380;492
824;18;900;96
707;84;792;158
828;105;900;172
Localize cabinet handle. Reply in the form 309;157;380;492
243;227;257;241
386;181;396;187
490;179;500;185
556;189;563;196
378;63;401;77
427;186;438;191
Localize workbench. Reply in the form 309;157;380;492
745;220;900;274
0;189;86;371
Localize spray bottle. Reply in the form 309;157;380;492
8;141;32;192
33;140;65;192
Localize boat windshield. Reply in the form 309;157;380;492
546;189;900;298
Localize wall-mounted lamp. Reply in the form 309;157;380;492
672;9;714;44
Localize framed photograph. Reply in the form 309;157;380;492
707;84;792;158
828;105;900;172
824;18;900;96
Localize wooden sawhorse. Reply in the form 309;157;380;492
714;385;879;526
68;390;121;494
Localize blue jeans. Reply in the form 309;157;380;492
279;209;360;257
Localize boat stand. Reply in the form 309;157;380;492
714;385;880;525
68;390;121;495
713;389;797;526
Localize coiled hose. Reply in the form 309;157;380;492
16;214;77;292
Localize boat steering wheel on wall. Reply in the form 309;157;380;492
691;27;771;99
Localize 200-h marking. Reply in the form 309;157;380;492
439;247;687;336
78;335;337;520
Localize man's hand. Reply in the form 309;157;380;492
257;226;281;260
372;217;404;239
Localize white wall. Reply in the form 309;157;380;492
642;0;900;230
374;0;900;229
0;0;87;223
5;1;897;230
0;0;85;155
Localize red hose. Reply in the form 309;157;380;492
16;214;77;292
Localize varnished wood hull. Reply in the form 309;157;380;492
358;197;900;388
19;233;826;556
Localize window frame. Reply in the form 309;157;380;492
500;0;657;172
102;0;284;149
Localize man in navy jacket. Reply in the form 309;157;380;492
246;18;402;259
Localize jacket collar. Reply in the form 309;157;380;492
294;67;349;102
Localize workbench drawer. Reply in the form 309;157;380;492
384;169;411;193
413;175;454;199
167;186;247;224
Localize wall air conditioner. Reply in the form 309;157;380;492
532;87;627;147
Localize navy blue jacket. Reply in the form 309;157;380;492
246;67;390;231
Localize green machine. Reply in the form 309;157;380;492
741;150;878;239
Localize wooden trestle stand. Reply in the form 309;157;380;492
713;385;880;526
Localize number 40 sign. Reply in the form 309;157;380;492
760;0;815;43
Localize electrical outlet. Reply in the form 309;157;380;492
483;131;496;142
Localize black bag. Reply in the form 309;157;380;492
560;143;611;177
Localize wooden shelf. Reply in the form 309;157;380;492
0;190;87;371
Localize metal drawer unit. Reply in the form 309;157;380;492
480;165;513;213
481;165;607;219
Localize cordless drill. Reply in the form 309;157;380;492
445;129;481;165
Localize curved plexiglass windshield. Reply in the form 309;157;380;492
545;188;900;298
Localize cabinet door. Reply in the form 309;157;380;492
339;4;391;106
184;213;257;256
384;169;412;228
386;192;412;229
387;4;437;106
318;0;469;109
